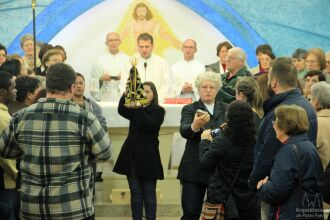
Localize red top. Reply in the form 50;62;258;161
221;63;226;72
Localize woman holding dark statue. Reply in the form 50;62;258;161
113;81;165;220
178;71;227;220
199;101;260;220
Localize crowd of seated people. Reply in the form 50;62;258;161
0;31;330;220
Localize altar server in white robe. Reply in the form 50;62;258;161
91;32;129;101
170;39;205;101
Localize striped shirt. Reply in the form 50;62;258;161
0;98;112;220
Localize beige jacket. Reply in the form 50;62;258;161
0;103;18;189
316;109;330;169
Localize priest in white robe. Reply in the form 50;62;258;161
91;32;129;101
120;33;171;103
170;39;204;101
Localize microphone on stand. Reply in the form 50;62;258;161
144;62;147;81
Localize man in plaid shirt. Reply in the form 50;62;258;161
0;63;112;220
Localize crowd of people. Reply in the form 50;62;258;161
0;8;330;219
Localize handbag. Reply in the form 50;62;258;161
201;160;244;220
201;202;225;220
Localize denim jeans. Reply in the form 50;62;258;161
127;176;157;220
180;180;207;220
0;189;20;220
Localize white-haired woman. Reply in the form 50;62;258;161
178;71;227;220
310;81;330;169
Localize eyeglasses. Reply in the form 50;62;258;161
47;59;62;63
200;85;216;90
225;56;238;61
306;60;317;64
305;78;319;84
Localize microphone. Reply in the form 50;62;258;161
144;62;147;81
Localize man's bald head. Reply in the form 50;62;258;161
228;47;246;64
182;39;197;61
225;47;247;74
105;32;121;54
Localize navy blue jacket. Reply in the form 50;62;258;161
249;89;317;191
258;134;323;220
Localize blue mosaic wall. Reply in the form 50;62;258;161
1;0;329;66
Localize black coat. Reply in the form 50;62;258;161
199;135;260;220
113;96;165;179
177;99;227;184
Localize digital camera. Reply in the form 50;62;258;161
210;128;221;138
196;109;208;116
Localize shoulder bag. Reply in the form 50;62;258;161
201;160;244;220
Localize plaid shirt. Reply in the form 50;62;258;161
0;98;112;220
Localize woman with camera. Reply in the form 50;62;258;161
199;101;260;220
178;71;227;220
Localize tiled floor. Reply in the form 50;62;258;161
95;165;181;219
96;218;179;220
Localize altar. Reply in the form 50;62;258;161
98;101;185;128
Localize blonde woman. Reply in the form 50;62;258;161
20;34;41;72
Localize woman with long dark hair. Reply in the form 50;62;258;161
113;81;165;220
199;101;260;219
236;76;263;130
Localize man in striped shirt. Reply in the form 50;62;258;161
0;63;112;220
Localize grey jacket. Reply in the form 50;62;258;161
84;97;107;131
